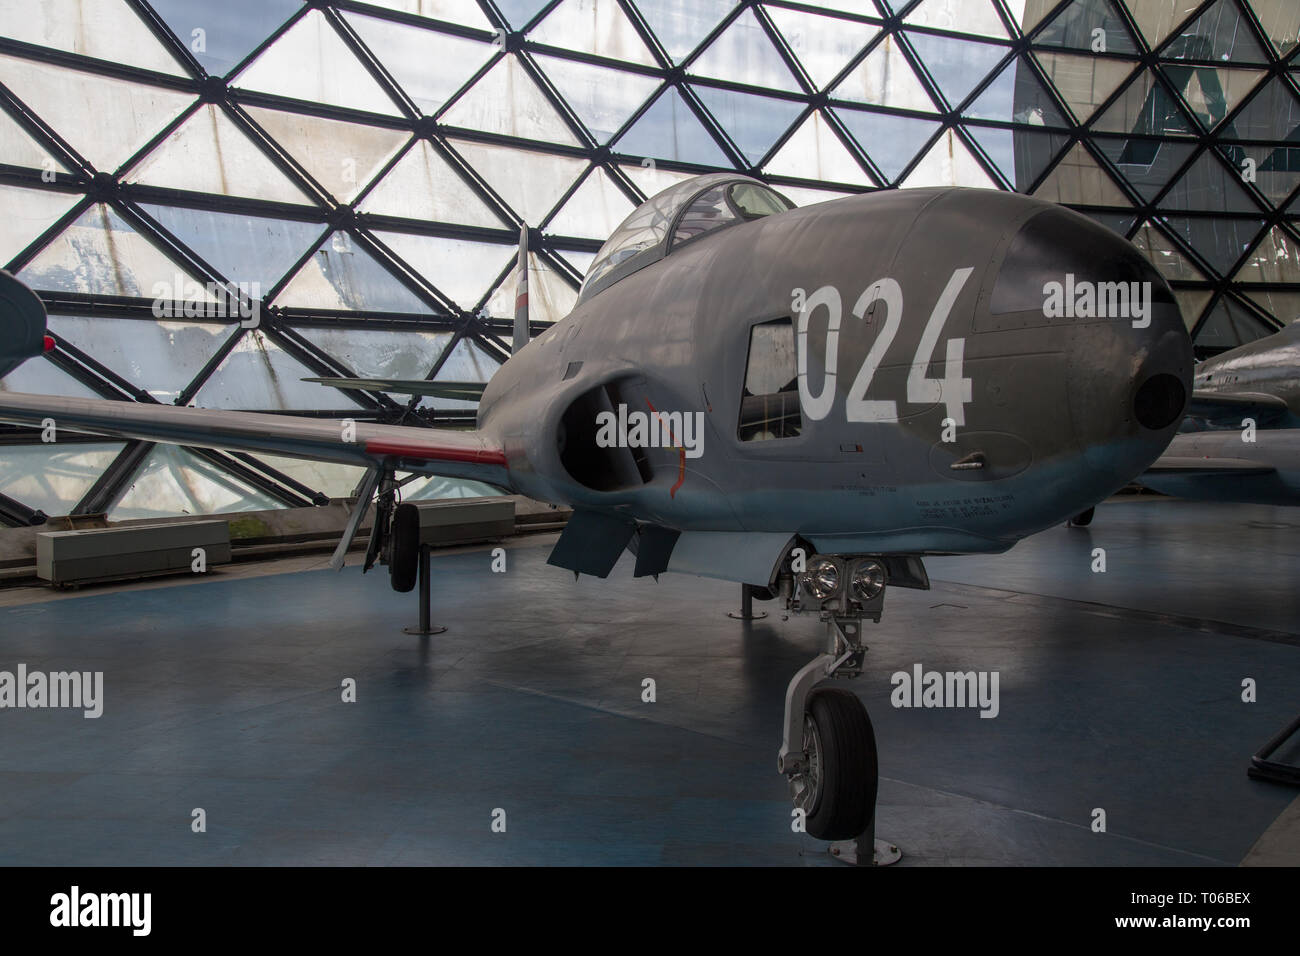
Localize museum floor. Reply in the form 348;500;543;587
1;498;1297;866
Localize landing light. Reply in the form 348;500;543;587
851;560;886;602
802;557;840;600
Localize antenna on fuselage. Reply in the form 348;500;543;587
512;223;529;355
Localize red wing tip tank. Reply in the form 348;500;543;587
0;174;1192;862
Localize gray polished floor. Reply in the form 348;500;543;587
0;498;1297;866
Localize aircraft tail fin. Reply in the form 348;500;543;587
0;271;51;380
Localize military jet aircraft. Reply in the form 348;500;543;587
0;174;1193;856
1136;322;1300;506
0;269;52;379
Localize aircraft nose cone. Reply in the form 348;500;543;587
988;203;1192;479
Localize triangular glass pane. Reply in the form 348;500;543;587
18;203;217;300
1016;0;1066;35
965;127;1069;191
495;0;552;28
296;327;452;389
484;253;578;324
905;31;1009;109
0;183;79;267
1130;221;1206;281
964;56;1069;126
530;0;657;65
1031;51;1136;124
359;0;492;29
45;315;232;403
617;162;708;198
194;329;363;411
125;104;313;204
1130;0;1204;49
1173;287;1214;330
547;167;637;239
446;138;590;224
613;87;732;167
691;85;804;166
557;249;599;279
1159;151;1260;213
440;54;580;145
0;106;68;172
140;202;325;289
109;444;286;519
1162;64;1267;130
232;10;401;116
773;184;858;207
422;337;500;410
1164;0;1270;63
0;354;103;399
637;0;737;63
1094;138;1197;201
1032;0;1139;54
765;6;881;91
243;106;409;204
1233;224;1300;283
148;0;302;77
834;107;941;183
374;231;513;310
1081;210;1136;235
248;454;366;500
1159;214;1264;276
1193;295;1276;350
832;34;937;112
0;441;125;519
275;232;433;314
901;129;999;189
905;0;1009;38
1218;144;1300;208
0;55;195;173
1242;289;1300;325
689;7;801;92
344;12;497;116
1248;0;1300;56
4;0;186;75
533;55;661;143
1032;141;1131;205
1221;75;1300;141
359;140;506;228
764;110;873;186
1091;69;1198;135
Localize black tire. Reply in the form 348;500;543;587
1068;506;1095;527
749;585;778;601
801;688;878;841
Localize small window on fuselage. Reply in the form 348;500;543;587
738;318;802;442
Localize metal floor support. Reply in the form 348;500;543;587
0;499;1297;866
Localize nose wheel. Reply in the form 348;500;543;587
791;688;877;840
777;610;901;866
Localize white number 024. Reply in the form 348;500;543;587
795;267;974;426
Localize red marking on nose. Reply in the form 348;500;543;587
43;335;55;352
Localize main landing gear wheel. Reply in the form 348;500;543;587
791;688;877;841
1067;506;1095;527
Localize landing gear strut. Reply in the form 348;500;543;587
775;554;906;865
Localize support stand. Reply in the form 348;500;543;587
728;583;768;621
829;816;902;866
403;545;447;637
1248;713;1300;786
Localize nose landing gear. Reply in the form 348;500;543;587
775;554;916;866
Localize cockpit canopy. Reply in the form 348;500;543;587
577;174;793;305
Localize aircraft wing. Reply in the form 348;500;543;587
0;392;511;486
1143;456;1276;477
1185;390;1291;430
302;377;488;401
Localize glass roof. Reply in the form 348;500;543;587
1;0;1299;520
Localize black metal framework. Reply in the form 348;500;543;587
0;0;1297;518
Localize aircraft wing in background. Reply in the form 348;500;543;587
1184;390;1292;430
